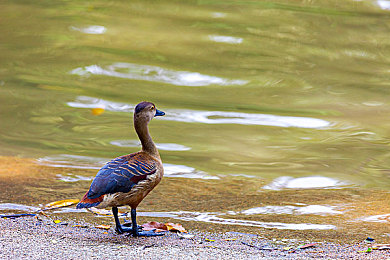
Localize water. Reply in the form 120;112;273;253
1;0;390;236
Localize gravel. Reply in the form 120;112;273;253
1;216;389;259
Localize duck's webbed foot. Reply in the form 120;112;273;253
112;207;142;234
130;208;166;237
132;230;165;237
115;224;143;234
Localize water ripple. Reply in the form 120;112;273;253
377;0;390;10
70;63;248;86
208;35;243;44
67;96;330;129
110;140;191;151
0;203;40;212
69;25;107;34
242;205;343;216
262;176;347;190
37;154;217;179
164;211;335;230
360;213;390;223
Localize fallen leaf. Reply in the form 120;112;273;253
72;224;88;228
95;225;111;230
283;246;294;251
142;221;166;231
165;222;187;233
53;220;62;224
297;243;317;249
141;221;187;233
41;199;79;211
223;238;237;241
205;238;216;242
91;107;105;115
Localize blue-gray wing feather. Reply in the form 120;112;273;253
87;155;157;199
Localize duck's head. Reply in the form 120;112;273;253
134;101;165;123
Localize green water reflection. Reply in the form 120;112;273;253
1;0;390;192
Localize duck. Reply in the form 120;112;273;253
77;101;165;237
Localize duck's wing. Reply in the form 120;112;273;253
86;153;157;200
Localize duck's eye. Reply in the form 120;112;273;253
150;106;155;110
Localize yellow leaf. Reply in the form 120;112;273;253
42;199;79;211
164;222;187;233
95;225;111;230
224;238;237;241
91;107;105;115
72;224;88;228
205;238;215;242
54;220;62;224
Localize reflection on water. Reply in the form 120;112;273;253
377;0;390;10
69;25;107;34
360;214;390;223
56;173;94;182
208;35;243;44
242;205;343;216
68;96;330;128
262;176;347;190
162;211;335;230
37;154;107;170
163;163;219;180
37;154;217;179
211;12;226;18
67;96;133;111
0;203;40;212
110;140;191;151
71;63;248;87
163;110;330;129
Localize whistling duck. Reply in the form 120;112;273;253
77;101;165;237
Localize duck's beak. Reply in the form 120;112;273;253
155;109;165;117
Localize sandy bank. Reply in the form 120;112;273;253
1;216;388;260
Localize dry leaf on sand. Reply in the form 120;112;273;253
41;199;79;211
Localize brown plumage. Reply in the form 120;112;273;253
77;101;165;237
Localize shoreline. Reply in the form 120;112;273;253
1;215;389;259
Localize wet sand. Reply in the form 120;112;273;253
1;216;389;260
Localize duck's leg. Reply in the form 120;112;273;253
112;207;138;234
130;208;164;237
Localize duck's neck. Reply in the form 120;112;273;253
134;119;160;160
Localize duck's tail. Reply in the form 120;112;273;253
76;192;104;209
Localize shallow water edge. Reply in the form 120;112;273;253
1;156;389;243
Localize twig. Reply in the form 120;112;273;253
241;241;272;250
0;213;36;218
